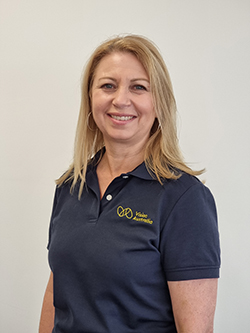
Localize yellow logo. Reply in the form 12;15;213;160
117;206;153;224
117;206;133;219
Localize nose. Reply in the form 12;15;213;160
112;87;131;108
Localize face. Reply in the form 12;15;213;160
91;52;156;148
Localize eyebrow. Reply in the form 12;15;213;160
97;77;116;82
97;77;150;83
131;78;150;83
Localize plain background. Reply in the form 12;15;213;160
1;0;250;331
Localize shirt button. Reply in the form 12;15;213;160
106;194;112;201
122;175;129;179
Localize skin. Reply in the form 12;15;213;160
168;279;218;332
39;52;218;332
91;52;156;149
39;272;54;333
91;52;156;198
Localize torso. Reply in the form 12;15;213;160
48;157;220;332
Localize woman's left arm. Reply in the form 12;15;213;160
168;278;218;333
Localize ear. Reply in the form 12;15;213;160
156;117;161;129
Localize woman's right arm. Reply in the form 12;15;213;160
39;272;54;333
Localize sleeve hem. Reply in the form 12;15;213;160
166;266;220;281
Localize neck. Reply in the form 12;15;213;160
99;144;145;178
96;141;146;199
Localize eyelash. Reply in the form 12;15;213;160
133;85;146;91
101;84;147;91
101;83;114;89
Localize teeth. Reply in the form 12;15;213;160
111;115;133;121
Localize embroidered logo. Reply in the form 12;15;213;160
117;206;153;224
117;206;133;219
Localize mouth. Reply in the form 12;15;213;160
110;115;134;121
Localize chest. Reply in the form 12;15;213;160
49;177;169;274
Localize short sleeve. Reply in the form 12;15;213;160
160;183;221;281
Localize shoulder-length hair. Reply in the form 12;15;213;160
57;34;203;198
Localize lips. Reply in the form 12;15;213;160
110;115;134;121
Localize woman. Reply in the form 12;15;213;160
39;35;220;332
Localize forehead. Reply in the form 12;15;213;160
93;52;148;78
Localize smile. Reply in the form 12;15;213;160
110;115;134;121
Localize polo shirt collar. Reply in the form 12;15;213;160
87;149;156;182
128;162;155;181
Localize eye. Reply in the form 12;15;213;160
101;83;114;89
133;85;147;91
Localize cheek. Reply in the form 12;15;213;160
141;96;154;113
142;101;155;120
91;95;109;129
91;97;102;117
146;105;157;129
91;93;109;113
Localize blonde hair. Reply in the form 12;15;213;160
57;34;203;197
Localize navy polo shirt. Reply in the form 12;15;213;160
48;158;220;333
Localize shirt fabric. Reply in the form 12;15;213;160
48;156;220;333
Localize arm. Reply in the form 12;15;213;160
39;272;55;333
168;278;218;333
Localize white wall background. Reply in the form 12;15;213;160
1;0;250;331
